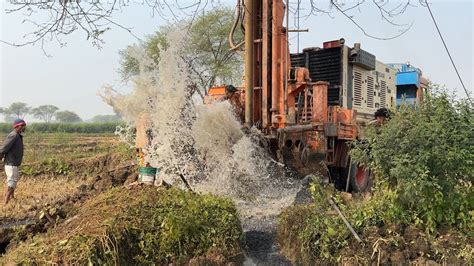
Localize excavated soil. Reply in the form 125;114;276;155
339;224;471;265
0;153;136;254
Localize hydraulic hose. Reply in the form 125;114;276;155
229;0;244;51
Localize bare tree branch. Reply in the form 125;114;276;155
329;0;413;40
2;0;420;52
293;0;418;40
1;0;212;51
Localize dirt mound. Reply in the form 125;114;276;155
0;153;136;254
1;187;243;265
277;203;473;265
339;224;470;265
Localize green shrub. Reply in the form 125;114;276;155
278;88;473;263
279;180;472;264
351;89;473;233
109;189;242;264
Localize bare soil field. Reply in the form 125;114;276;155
0;133;131;216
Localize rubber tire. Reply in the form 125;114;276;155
349;164;372;193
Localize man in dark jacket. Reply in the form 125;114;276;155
0;118;26;204
374;107;390;126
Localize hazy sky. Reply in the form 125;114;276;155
1;0;472;121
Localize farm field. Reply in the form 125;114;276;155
0;133;128;220
0;133;243;264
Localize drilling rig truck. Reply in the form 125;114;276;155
206;0;426;192
136;0;426;192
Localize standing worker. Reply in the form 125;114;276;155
373;107;390;126
0;119;26;205
369;107;391;133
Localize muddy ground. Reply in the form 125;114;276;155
337;224;472;265
242;172;313;265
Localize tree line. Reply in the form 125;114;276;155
0;122;122;134
0;102;121;124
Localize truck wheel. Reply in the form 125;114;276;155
349;164;372;193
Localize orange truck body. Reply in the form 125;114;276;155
206;0;358;172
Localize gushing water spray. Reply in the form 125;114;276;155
101;26;303;229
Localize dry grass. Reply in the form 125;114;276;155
0;175;90;220
0;133;128;220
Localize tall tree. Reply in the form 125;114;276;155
55;111;82;123
186;7;243;98
119;7;242;100
31;105;59;123
119;30;168;80
1;102;30;119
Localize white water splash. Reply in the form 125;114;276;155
101;26;303;227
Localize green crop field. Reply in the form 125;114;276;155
0;122;123;134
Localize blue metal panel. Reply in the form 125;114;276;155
396;71;420;87
396;85;418;107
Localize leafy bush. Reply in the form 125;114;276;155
0;122;123;134
109;189;242;264
279;179;472;264
278;88;473;263
351;89;473;232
